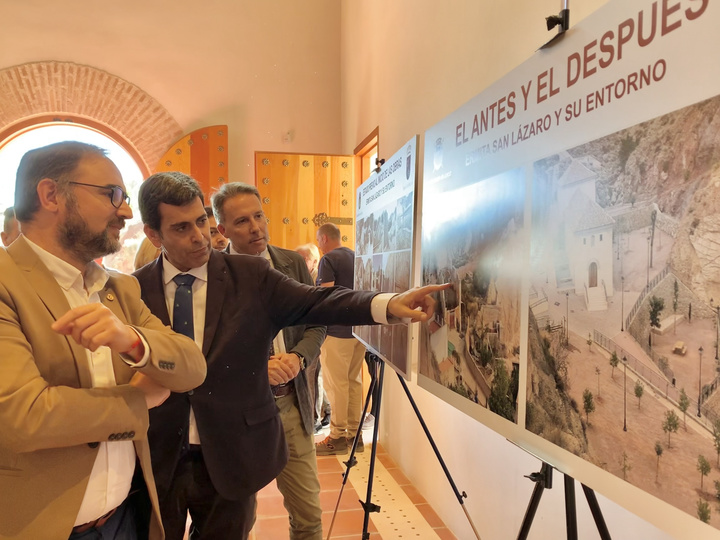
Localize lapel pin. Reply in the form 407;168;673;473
106;292;115;301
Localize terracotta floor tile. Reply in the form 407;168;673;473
317;455;344;473
434;526;459;540
255;493;287;518
257;480;281;498
376;452;397;469
400;484;427;505
321;508;378;536
320;487;363;512
319;470;348;491
415;503;445;528
386;466;411;486
249;441;453;539
252;515;291;539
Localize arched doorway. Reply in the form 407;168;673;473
588;261;598;288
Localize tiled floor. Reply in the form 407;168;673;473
249;426;457;539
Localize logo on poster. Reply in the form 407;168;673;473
433;137;443;171
406;145;412;180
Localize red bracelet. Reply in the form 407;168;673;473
126;335;143;354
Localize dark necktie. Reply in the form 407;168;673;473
172;274;196;339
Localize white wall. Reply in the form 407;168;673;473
0;0;342;176
340;1;698;539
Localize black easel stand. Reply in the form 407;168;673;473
326;353;481;540
517;462;611;540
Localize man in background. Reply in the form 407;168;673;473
295;243;320;283
314;223;367;456
213;182;325;539
2;206;19;246
0;142;206;540
295;242;331;431
205;205;227;250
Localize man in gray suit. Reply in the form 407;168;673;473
213;182;325;539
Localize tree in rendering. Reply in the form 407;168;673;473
713;419;720;467
697;500;711;524
654;442;663;482
672;279;679;334
488;359;514;422
621;451;632;481
609;351;619;380
583;389;595;424
662;410;679;448
634;380;644;409
698;454;711;491
648;296;665;346
679;389;690;431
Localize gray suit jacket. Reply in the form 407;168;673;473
268;245;326;435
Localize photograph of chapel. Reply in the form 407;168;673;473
353;192;414;376
419;169;524;423
525;94;720;529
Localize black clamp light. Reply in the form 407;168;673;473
541;1;570;49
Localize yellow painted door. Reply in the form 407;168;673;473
154;125;229;201
255;152;358;250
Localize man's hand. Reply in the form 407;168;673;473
387;283;452;322
51;304;140;354
129;373;171;409
268;353;302;385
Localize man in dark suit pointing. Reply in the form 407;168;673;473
134;171;448;539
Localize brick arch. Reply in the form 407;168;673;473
0;61;183;174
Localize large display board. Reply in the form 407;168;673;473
418;0;720;532
354;137;417;378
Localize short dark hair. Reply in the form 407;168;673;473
138;172;205;231
318;223;340;240
211;182;261;225
3;207;15;234
204;205;214;219
14;141;107;222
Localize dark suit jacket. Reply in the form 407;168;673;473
134;249;375;500
267;245;326;436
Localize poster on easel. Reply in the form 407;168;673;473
354;137;417;379
417;0;720;533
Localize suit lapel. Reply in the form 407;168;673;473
7;237;94;388
268;245;291;274
203;250;227;357
101;277;136;381
142;257;172;327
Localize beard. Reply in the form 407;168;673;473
59;194;124;263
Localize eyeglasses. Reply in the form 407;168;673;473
68;181;131;208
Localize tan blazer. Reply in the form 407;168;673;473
0;237;207;540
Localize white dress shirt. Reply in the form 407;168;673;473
24;238;137;526
160;256;208;445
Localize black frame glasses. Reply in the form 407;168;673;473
68;181;131;208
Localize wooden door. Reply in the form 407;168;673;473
255;152;357;250
154;125;229;200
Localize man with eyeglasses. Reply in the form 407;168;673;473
0;141;207;540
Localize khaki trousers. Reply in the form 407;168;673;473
275;392;323;540
319;336;366;439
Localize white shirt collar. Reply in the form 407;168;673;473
24;236;109;294
161;254;208;286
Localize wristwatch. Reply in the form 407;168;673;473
292;352;306;370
